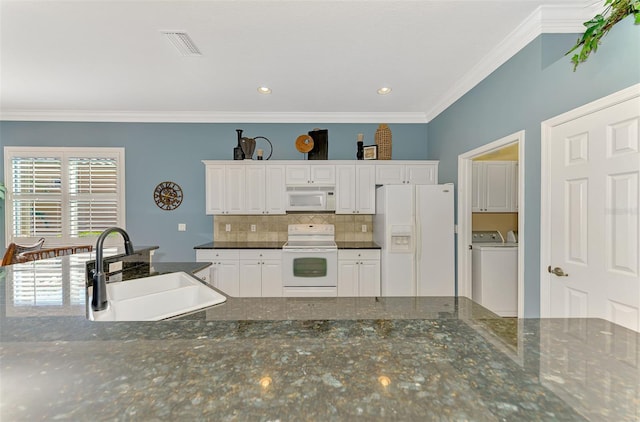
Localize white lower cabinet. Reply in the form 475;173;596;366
199;248;380;297
338;250;381;297
239;250;283;297
193;267;211;284
195;250;240;296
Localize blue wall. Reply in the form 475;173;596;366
0;123;428;261
427;17;640;317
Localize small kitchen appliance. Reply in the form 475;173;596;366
285;186;336;212
282;224;338;297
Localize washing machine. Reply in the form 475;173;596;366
472;230;518;317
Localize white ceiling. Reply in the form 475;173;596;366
0;0;596;123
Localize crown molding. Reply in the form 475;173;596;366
424;2;599;122
0;110;428;124
1;2;598;125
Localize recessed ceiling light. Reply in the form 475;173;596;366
257;86;272;94
377;87;392;95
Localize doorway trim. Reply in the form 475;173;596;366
457;130;525;318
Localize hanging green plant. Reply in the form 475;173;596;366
0;182;5;201
567;0;640;71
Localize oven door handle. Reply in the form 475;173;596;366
283;248;336;253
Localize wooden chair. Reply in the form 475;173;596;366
1;238;46;266
18;244;93;263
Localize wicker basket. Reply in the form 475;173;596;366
375;124;392;160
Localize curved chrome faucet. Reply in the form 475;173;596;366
91;227;135;311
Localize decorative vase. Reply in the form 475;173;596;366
375;124;392;160
240;137;256;159
234;129;245;160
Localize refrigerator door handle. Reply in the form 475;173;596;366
415;189;421;296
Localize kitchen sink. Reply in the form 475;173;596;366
88;271;227;321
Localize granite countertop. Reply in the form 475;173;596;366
336;241;380;249
195;241;285;249
1;256;639;420
194;241;381;249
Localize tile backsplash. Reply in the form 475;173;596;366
213;214;373;242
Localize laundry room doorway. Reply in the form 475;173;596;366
457;131;525;319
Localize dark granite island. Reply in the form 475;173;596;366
1;253;638;421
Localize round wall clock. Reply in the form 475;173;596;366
153;181;183;210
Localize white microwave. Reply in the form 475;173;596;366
285;186;336;212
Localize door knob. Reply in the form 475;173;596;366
548;266;569;277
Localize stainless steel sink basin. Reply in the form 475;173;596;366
88;271;226;321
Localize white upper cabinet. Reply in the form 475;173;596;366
204;164;245;215
245;164;286;215
203;161;285;215
472;161;517;212
244;165;266;214
264;165;286;214
205;165;225;214
335;164;375;214
286;164;335;185
204;160;440;215
375;162;438;185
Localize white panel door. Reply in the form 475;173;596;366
547;94;639;331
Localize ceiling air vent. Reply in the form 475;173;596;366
162;31;202;56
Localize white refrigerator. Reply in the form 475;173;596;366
373;184;455;296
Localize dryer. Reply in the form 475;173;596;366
472;230;518;317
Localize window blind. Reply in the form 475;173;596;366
10;156;63;238
5;148;125;245
68;157;119;237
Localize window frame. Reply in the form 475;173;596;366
4;146;126;247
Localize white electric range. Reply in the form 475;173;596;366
282;224;338;297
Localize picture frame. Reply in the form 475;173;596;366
363;145;378;160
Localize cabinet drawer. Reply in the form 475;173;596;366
196;249;240;261
338;249;380;260
239;250;282;260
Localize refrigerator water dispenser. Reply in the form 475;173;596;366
390;226;413;252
